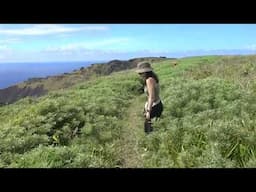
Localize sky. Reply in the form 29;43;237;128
0;24;256;63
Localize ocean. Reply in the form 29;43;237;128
0;61;102;89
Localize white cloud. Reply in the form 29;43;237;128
0;45;8;49
44;37;131;52
0;48;14;62
0;24;109;36
0;38;22;58
246;44;256;50
0;38;21;44
38;47;175;62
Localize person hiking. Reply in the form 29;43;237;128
136;61;163;134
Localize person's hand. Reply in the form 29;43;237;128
145;111;150;120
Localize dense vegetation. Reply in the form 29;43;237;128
0;72;141;167
140;55;256;167
1;55;256;168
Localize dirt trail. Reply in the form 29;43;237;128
119;95;145;168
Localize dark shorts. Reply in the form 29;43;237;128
144;100;163;119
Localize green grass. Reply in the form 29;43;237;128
138;55;256;167
1;55;256;167
0;71;141;167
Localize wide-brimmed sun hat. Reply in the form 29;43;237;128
135;61;153;73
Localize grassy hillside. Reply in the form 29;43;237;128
0;72;141;167
1;55;256;168
0;57;170;105
140;55;256;167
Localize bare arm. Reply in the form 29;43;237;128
146;77;156;113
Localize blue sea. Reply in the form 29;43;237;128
0;61;103;89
